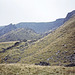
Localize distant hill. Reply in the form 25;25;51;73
15;10;75;33
0;28;42;42
16;18;64;33
0;26;4;30
0;10;75;42
0;10;75;35
0;23;17;36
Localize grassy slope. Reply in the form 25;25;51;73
0;64;74;75
0;16;75;65
19;16;75;65
0;41;16;50
0;28;41;42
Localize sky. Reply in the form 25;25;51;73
0;0;75;26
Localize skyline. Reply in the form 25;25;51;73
0;0;75;26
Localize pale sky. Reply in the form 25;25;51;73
0;0;75;26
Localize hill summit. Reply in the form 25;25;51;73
0;23;17;36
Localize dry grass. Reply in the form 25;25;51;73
0;64;75;75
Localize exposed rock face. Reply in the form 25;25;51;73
65;63;75;67
64;10;75;23
35;62;50;66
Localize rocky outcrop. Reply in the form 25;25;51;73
0;42;20;53
35;62;50;66
65;63;75;67
64;10;75;23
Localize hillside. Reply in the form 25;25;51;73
0;28;42;42
0;23;17;36
0;18;64;34
0;26;4;30
0;15;75;66
16;18;64;33
19;16;75;65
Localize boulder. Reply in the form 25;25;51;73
35;62;50;66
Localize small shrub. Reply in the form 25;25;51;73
14;42;20;46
